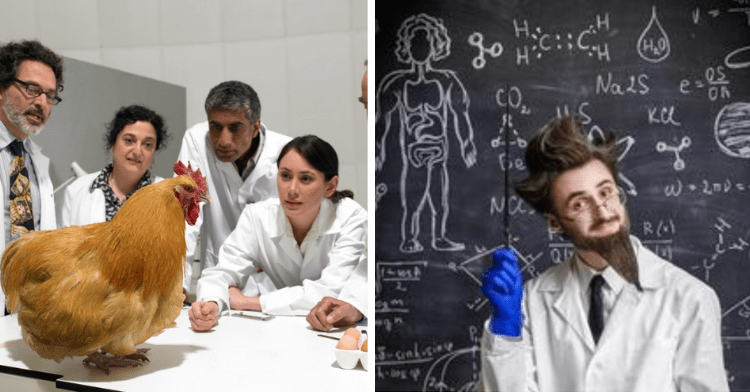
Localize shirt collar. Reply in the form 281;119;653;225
90;165;111;192
540;235;662;292
0;121;27;151
90;163;153;196
573;252;626;297
276;197;336;242
240;125;266;180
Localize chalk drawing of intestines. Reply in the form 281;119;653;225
656;136;691;171
714;102;750;158
376;14;478;254
638;6;670;63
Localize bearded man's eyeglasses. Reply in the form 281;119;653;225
13;78;62;105
562;185;626;221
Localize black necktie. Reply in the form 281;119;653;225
8;140;34;241
588;274;605;344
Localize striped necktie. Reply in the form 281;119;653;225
8;140;34;241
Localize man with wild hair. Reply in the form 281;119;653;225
479;115;728;391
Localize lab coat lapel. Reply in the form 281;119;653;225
549;259;596;352
241;125;278;205
592;237;658;351
203;132;242;191
244;125;270;191
597;282;641;352
279;235;301;268
299;199;338;270
24;139;56;229
275;205;303;268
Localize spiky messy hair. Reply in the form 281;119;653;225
515;114;619;215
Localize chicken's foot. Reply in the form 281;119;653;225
83;348;151;374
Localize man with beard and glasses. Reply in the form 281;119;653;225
478;115;728;391
0;40;62;316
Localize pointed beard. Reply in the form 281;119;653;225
562;213;642;290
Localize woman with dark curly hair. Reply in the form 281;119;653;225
61;104;170;226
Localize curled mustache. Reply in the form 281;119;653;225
589;217;617;232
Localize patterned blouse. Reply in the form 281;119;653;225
90;163;153;222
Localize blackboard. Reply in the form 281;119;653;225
374;1;750;390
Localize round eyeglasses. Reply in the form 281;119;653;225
562;185;626;220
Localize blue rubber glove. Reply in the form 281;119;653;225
481;248;524;337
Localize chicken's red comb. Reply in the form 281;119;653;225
174;161;208;194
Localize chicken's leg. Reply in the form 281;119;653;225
83;348;151;374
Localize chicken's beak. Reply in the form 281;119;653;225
200;194;211;204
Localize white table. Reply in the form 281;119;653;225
0;308;369;391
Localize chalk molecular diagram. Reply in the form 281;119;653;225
638;6;671;63
656;136;691;171
468;32;503;69
512;13;611;65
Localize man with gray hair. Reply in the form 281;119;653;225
177;81;291;301
0;40;64;315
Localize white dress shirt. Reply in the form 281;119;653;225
573;256;625;328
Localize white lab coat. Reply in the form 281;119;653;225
338;253;367;315
479;236;728;392
177;122;291;288
0;137;55;314
197;197;367;316
60;171;165;227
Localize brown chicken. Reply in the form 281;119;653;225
1;161;208;373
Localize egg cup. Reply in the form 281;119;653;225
333;347;368;371
333;331;368;370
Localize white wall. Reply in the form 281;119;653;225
0;0;369;208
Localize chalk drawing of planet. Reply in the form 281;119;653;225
715;102;750;158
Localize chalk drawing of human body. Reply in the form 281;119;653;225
376;14;477;254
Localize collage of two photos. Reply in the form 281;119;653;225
0;1;749;391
